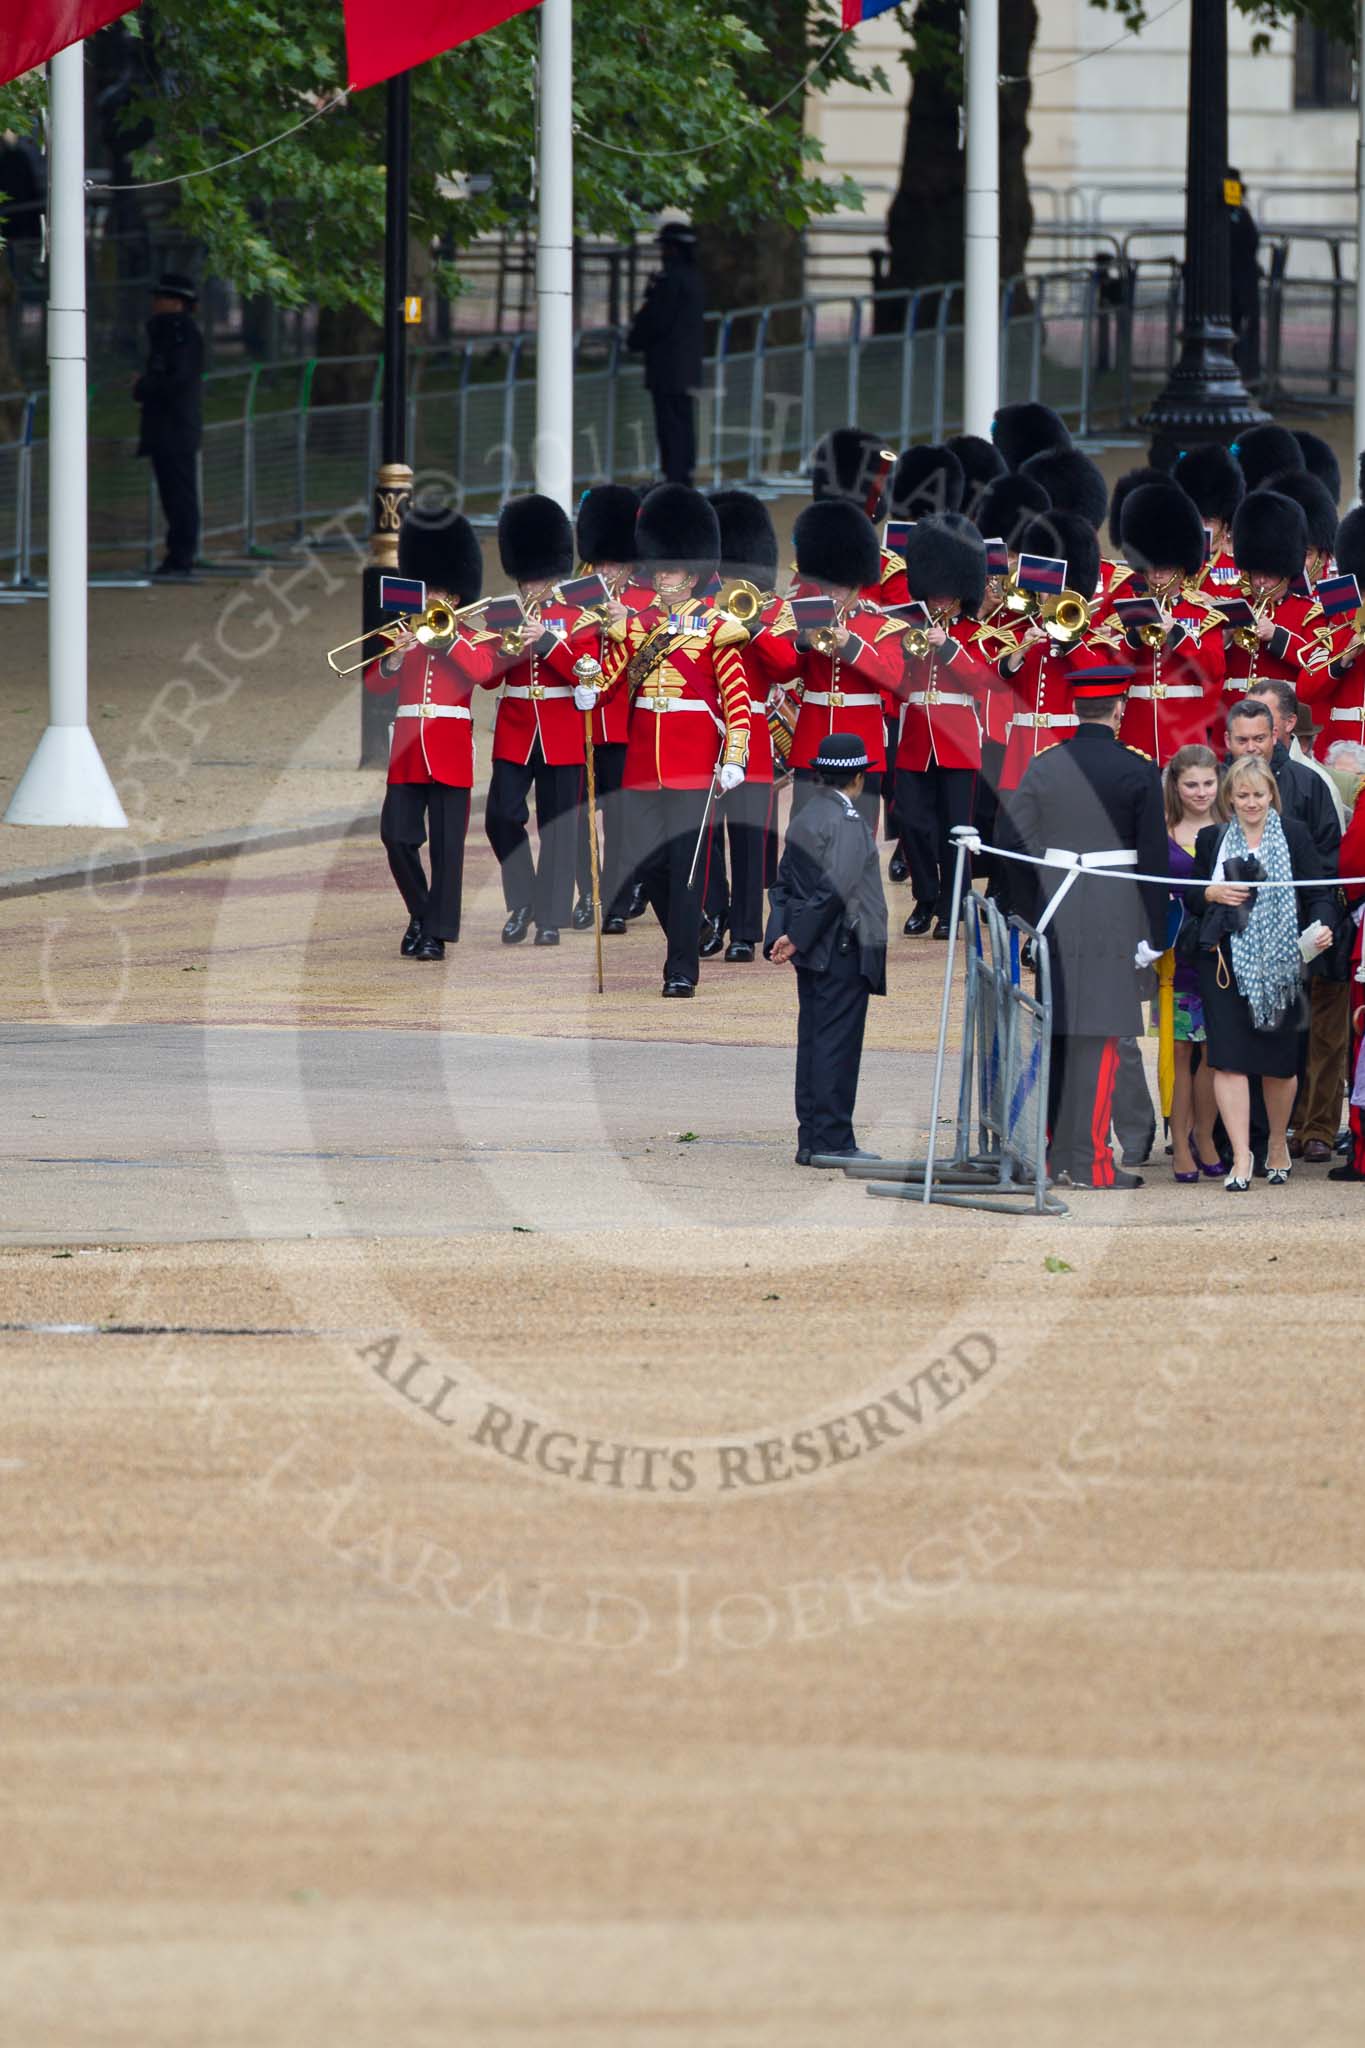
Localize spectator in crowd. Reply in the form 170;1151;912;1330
1186;755;1336;1190
1227;691;1339;863
627;222;704;488
1226;166;1260;382
1160;745;1223;1180
133;271;204;578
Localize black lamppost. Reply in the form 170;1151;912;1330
359;69;414;767
1142;0;1266;463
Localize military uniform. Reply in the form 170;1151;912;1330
369;509;490;961
571;486;649;928
1112;483;1228;764
1221;490;1330;741
1333;793;1365;1181
765;734;889;1163
1001;689;1169;1189
1299;509;1365;759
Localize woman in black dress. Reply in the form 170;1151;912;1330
1186;756;1336;1189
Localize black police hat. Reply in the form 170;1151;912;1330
813;732;869;774
498;493;575;583
153;271;198;303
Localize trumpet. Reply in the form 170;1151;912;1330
1040;589;1092;651
326;596;469;677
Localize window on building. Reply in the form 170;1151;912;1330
1293;25;1354;109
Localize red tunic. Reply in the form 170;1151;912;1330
1115;583;1227;764
1298;626;1365;759
367;633;499;788
994;639;1103;791
892;615;995;773
610;605;752;792
491;601;600;768
1198;547;1243;603
737;597;801;785
590;579;655;746
970;608;1027;746
1220;586;1327;719
787;613;907;775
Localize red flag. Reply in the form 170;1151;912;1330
0;0;139;89
344;0;542;91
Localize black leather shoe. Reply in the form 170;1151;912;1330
602;915;628;936
1061;1167;1144;1190
888;849;910;884
533;926;560;946
699;915;726;959
724;941;754;962
501;905;533;945
795;1147;812;1166
662;978;694;998
414;937;445;962
625;883;649;920
903;909;934;937
932;918;956;940
571;898;594;931
400;917;422;957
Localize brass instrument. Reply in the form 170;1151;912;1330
325;596;466;678
1040;589;1092;651
902;624;932;660
1002;573;1034;615
716;576;766;624
1138;620;1168;650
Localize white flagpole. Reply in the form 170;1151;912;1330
535;0;574;511
5;39;126;829
962;0;1000;438
1355;0;1365;499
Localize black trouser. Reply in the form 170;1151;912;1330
796;946;872;1155
1048;1033;1121;1186
791;767;882;840
147;440;200;570
575;739;631;917
485;744;580;930
1111;1035;1156;1162
651;389;696;485
702;778;772;943
379;782;470;942
898;762;977;920
621;784;711;985
883;713;906;848
974;738;1005;893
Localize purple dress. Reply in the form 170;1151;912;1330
1152;833;1205;1042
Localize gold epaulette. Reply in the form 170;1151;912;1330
1180;580;1219;610
874;615;909;644
880;549;906;584
711;613;750;651
467;627;499;644
768;598;795;635
972;621;1021;657
1105;561;1133;594
1125;744;1153;759
1089;618;1126;650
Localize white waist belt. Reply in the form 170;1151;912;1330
1330;704;1365;719
395;703;471;721
1036;846;1139;935
503;684;573;701
1011;712;1077;730
637;696;713;713
905;690;976;709
748;697;771;716
1127;683;1204;700
801;689;882;708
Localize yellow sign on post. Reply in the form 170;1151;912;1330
403;296;423;326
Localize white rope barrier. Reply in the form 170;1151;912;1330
956;831;1365;891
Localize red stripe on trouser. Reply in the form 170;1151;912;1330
1089;1037;1120;1186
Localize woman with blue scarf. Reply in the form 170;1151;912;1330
1187;756;1336;1190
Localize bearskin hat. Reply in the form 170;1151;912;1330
1119;481;1207;579
1107;466;1167;553
635;483;721;580
972;471;1051;549
397;506;483;606
903;512;987;615
991;401;1072;472
708;488;779;585
1172;442;1245;527
1333;505;1365;584
1019;446;1108;530
1264;469;1338;558
1233;423;1304;492
809;427;893;519
792;499;881;590
575;484;640;567
1017;509;1100;600
1293;430;1341;505
946;432;1007;513
1232;488;1308;583
498;493;574;583
889;442;966;521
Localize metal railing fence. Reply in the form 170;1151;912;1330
0;251;1355;578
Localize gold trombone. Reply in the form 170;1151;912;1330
1039;589;1092;652
716;576;767;624
325;596;469;678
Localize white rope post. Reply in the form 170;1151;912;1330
535;0;574;512
922;827;976;1206
5;41;126;829
962;0;1000;437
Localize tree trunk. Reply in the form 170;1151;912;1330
693;0;806;321
314;304;383;402
886;0;1037;305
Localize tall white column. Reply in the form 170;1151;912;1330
5;40;126;828
535;0;574;511
1355;0;1365;500
962;0;1000;440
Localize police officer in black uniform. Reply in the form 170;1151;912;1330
1001;665;1170;1190
133;272;205;578
765;733;888;1167
626;223;705;486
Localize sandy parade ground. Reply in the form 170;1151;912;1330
2;473;1364;2045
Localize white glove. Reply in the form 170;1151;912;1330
718;763;745;793
572;683;599;712
1134;940;1162;968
